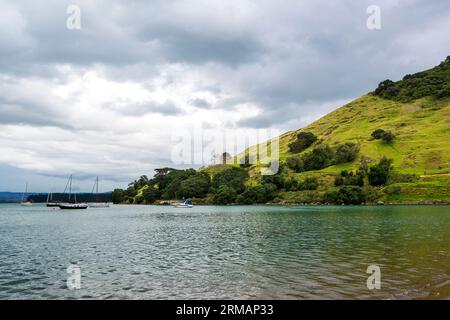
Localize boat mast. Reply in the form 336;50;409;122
69;175;72;202
96;176;99;203
22;182;28;202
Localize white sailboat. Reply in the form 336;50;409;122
20;182;32;206
59;175;88;210
89;176;110;208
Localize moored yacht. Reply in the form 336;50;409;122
20;182;32;206
59;175;88;210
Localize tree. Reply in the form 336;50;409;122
112;188;127;204
324;186;366;205
335;143;360;164
236;183;278;204
213;185;237;205
371;129;385;139
212;167;248;194
368;157;393;186
381;131;395;144
302;145;334;171
288;132;317;153
286;155;304;172
372;129;395;144
142;187;157;204
178;172;211;198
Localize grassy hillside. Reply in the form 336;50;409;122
239;56;450;204
117;56;450;205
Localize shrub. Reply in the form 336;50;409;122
286;155;304;172
335;143;360;164
298;177;319;191
368;157;393;186
288;132;317;153
381;131;395;144
142;187;157;204
371;129;386;139
302;145;334;171
324;186;366;205
371;129;395;144
179;172;211;198
212;167;248;194
334;170;364;187
112;189;127;204
213;185;237;205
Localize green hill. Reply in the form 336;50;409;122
115;56;450;205
240;56;450;204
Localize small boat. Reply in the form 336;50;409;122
46;190;59;207
59;175;88;210
173;199;193;208
89;176;110;208
20;182;32;206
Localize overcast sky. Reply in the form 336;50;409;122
0;0;449;192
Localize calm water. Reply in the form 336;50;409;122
0;204;448;300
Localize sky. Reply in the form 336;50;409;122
0;0;449;192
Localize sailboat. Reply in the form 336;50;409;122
58;175;88;210
46;189;59;207
89;176;110;208
20;182;33;206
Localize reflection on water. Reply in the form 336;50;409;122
0;204;448;299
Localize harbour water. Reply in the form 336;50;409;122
0;204;448;299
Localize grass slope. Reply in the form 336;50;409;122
238;58;450;203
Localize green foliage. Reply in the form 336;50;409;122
383;185;402;195
368;157;393;186
236;183;278;204
286;155;304;172
323;186;366;205
288;132;317;153
142;187;157;204
112;188;127;204
178;172;211;198
334;170;364;187
371;129;395;144
213;185;237;205
302;145;334;170
334;142;360;164
298;177;319;191
371;129;386;139
373;56;450;102
212;167;248;194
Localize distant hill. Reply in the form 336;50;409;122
0;192;35;203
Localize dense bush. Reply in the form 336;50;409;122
112;188;128;204
288;132;317;153
142;187;157;204
298;177;319;191
213;185;237;205
334;170;364;187
236;183;278;204
371;129;395;144
212;167;248;194
323;186;366;205
178;172;211;198
334;142;360;164
302;145;334;171
286;155;304;172
373;56;450;102
368;157;393;186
